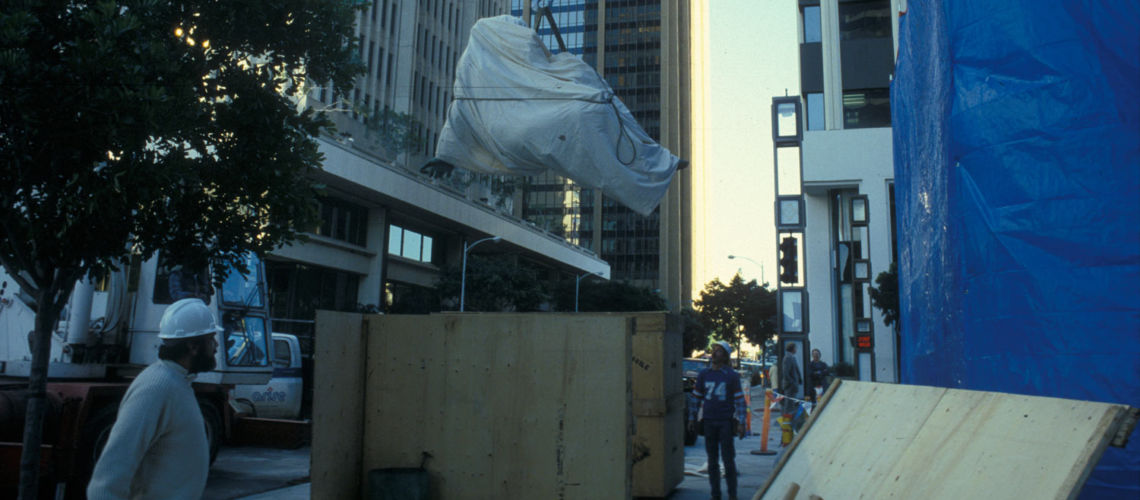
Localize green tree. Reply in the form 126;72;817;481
435;255;550;312
551;277;666;312
679;308;709;358
694;273;777;357
868;261;900;327
0;2;362;495
363;107;424;154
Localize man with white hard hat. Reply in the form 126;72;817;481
687;340;746;500
87;298;221;500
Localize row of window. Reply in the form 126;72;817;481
801;1;893;129
418;26;458;76
804;88;891;130
388;224;435;263
315;198;369;246
801;1;891;44
367;0;399;34
308;197;444;268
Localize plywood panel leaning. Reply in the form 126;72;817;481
753;381;1139;500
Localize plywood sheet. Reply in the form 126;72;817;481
361;313;633;500
310;310;367;500
755;381;1134;500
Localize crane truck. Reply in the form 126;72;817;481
0;252;278;496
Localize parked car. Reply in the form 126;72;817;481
740;360;772;388
681;357;708;445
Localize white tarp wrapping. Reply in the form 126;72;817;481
435;15;681;216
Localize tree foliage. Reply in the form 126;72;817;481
551;277;666;313
868;261;900;328
434;255;549;312
678;308;709;358
362;107;424;154
694;273;777;356
0;2;362;495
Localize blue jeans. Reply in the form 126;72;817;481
702;419;737;499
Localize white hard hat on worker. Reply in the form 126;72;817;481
158;298;223;339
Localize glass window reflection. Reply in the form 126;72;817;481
224;315;269;367
222;254;263;307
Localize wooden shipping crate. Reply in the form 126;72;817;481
629;312;683;404
625;312;684;497
632;393;686;498
311;310;368;500
356;313;633;500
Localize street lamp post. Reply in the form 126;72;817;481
575;271;606;312
460;236;502;312
728;254;765;284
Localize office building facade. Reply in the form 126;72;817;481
776;0;901;382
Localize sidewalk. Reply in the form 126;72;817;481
666;387;785;499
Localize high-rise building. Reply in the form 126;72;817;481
512;0;692;308
773;0;901;383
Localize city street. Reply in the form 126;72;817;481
205;387;788;499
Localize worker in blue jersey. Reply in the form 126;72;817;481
687;340;747;500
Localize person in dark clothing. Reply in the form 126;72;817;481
781;343;802;414
807;348;830;403
687;340;746;500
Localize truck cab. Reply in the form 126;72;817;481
231;333;303;420
1;251;276;385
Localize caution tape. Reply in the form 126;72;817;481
754;389;814;415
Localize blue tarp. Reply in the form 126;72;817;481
892;1;1140;497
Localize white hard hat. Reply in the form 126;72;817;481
158;298;223;339
712;340;733;356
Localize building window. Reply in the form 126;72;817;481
842;88;891;128
316;197;369;246
806;92;824;131
803;5;821;44
388;225;435;264
838;0;892;40
266;260;361;356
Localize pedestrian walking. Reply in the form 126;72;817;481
807;348;830;403
780;343;802;414
87;298;221;500
687;340;746;500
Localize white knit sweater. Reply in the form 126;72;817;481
87;360;210;500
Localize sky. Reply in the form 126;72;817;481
694;0;800;293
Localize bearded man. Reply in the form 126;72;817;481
87;298;221;500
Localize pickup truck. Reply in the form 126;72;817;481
231;333;303;419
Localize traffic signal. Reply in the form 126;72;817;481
778;236;798;284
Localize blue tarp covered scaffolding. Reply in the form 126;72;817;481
892;1;1139;497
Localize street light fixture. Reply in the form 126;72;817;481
460;236;502;312
728;254;765;284
575;270;606;312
